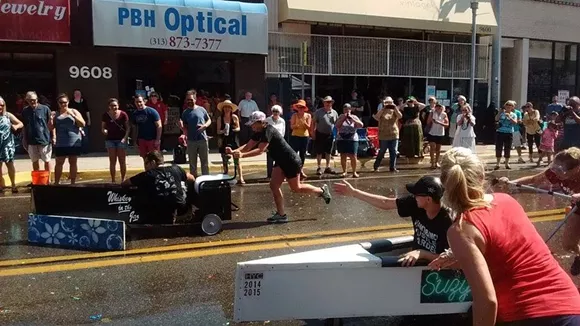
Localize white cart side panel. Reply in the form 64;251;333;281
234;267;471;322
240;244;382;269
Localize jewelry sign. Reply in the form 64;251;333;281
92;0;268;55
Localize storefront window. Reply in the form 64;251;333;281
0;52;55;115
554;42;576;96
528;40;553;111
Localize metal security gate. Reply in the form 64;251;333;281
267;32;489;80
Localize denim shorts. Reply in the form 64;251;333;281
105;140;127;150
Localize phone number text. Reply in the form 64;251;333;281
150;37;222;50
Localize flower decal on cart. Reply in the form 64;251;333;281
28;214;39;227
81;220;107;244
28;214;125;251
40;223;66;245
67;233;79;245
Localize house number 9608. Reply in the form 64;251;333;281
69;66;113;80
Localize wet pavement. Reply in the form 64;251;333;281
0;167;576;325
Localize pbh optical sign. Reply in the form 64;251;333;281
92;0;268;55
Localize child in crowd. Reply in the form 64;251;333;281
538;120;559;166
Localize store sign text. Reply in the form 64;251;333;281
69;66;113;80
118;8;247;37
92;1;268;55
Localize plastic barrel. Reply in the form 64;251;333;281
31;170;50;185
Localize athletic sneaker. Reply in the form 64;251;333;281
316;167;322;176
324;167;335;174
320;184;332;204
571;256;580;276
267;213;288;224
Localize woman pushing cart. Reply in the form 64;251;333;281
226;111;332;223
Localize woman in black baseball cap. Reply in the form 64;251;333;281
334;175;452;266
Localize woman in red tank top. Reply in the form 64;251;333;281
431;147;580;326
498;147;580;277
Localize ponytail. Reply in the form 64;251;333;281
440;147;489;217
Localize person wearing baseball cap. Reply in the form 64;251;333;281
227;111;332;224
333;175;452;266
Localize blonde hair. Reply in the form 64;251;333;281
554;147;580;171
440;147;489;214
504;100;517;107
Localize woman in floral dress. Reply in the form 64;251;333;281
0;96;24;193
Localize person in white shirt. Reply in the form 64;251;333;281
238;92;259;144
265;105;285;179
452;104;477;153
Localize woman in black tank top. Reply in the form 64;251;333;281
216;100;244;184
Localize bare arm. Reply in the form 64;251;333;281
155;120;162;141
123;118;131;141
239;139;259;153
448;223;497;326
290;114;299;130
179;119;187;136
240;141;268;158
440;112;449;127
304;113;312;129
232;115;241;132
373;109;383;121
509;170;550;187
7;113;23;130
71;109;86;128
336;114;347;129
351;188;398;211
101;121;108;136
352;115;364;128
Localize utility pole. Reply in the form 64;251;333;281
469;1;479;107
491;0;501;108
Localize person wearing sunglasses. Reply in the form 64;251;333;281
52;93;86;184
21;91;54;179
497;147;580;275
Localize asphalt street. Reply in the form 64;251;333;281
0;167;576;325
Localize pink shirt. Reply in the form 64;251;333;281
540;128;558;149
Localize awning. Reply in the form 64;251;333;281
279;0;497;35
92;0;269;55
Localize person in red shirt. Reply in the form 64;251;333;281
430;147;580;326
498;147;580;276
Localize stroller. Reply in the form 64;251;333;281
356;128;377;158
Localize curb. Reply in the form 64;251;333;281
5;154;511;186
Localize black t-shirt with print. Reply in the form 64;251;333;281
129;165;187;223
251;124;300;165
395;194;452;254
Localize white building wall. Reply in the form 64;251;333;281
502;0;580;43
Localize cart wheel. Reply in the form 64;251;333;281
201;214;223;236
324;318;343;326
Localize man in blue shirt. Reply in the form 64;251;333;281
132;95;162;167
546;95;564;119
21;91;55;175
180;89;211;176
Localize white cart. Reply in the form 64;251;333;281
234;236;472;324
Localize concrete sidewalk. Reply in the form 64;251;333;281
3;145;529;186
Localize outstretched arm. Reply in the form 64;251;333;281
333;180;397;210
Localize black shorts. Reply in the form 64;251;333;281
314;131;333;155
274;159;301;179
427;134;444;145
54;146;82;157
